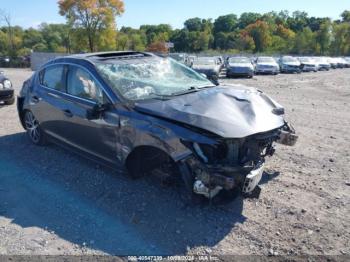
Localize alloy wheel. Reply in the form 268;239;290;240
24;111;41;143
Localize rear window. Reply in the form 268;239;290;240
41;65;64;91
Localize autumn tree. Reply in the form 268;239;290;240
146;41;168;53
243;21;272;52
58;0;124;52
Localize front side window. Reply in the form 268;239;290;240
67;66;104;103
41;65;64;91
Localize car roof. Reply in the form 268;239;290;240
49;51;156;65
67;51;155;62
45;51;159;69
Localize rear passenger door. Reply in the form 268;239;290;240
59;65;119;165
32;64;68;140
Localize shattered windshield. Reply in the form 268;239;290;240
96;57;214;101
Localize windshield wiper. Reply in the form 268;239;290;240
149;85;215;99
169;87;201;96
196;84;216;89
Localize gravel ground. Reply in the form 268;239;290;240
0;68;349;256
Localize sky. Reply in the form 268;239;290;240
0;0;349;29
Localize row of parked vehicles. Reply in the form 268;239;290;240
177;54;350;80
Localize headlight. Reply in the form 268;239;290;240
181;140;228;164
3;80;12;89
0;83;3;89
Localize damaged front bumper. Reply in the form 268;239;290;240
179;122;298;199
180;156;265;198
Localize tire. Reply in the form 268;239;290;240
24;110;47;146
4;97;15;105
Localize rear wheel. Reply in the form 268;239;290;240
24;111;46;146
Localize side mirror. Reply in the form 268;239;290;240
86;103;111;120
0;71;4;75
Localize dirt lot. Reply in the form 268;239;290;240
0;68;349;257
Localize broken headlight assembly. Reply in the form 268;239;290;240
181;139;238;165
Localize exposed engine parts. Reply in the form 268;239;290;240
179;125;297;199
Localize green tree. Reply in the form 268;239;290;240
293;27;316;54
214;14;238;33
316;21;332;55
184;18;202;31
330;22;350;55
341;10;350;22
238;12;261;29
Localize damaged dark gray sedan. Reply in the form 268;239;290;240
17;51;297;201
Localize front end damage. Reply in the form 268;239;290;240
132;85;298;200
178;122;298;199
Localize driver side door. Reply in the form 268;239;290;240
59;65;120;165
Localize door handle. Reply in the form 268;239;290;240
31;96;41;103
47;92;60;98
63;109;73;118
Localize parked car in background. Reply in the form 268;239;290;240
17;51;297;201
191;57;221;82
314;57;331;71
168;53;187;64
279;56;301;73
215;56;225;70
226;56;254;78
336;57;349;68
327;57;339;69
255;56;280;75
344;57;350;68
185;55;196;67
0;71;14;105
298;57;318;72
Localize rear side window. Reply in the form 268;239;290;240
67;66;104;103
41;65;64;91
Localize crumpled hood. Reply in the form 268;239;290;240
135;85;286;138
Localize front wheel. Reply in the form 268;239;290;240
24;111;47;146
